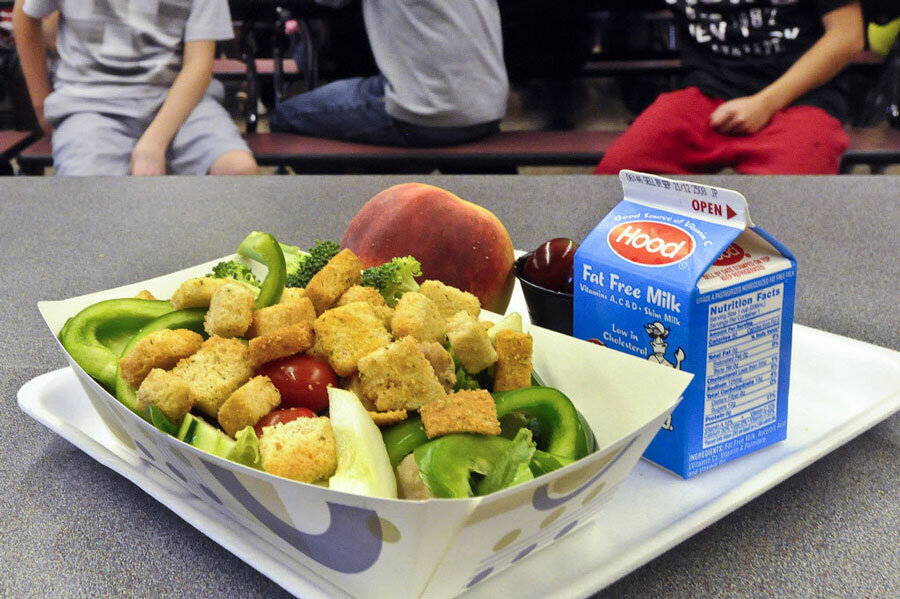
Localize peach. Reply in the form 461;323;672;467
341;183;515;314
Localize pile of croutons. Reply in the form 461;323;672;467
118;248;533;488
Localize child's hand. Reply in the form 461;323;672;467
709;96;776;136
36;113;53;138
130;137;167;176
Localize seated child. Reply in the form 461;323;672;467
270;0;509;147
13;0;258;176
595;0;865;175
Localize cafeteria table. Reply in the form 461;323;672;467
1;175;897;599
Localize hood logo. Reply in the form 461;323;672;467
607;221;695;266
714;242;745;266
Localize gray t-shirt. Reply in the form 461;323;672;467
360;0;509;127
24;0;233;107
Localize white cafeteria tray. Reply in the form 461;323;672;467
18;318;900;599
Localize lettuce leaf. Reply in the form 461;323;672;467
226;426;262;470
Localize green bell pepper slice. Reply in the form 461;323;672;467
493;386;594;461
383;386;595;469
115;308;208;418
59;298;174;392
382;415;429;468
237;232;286;309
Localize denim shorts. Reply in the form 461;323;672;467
270;74;499;147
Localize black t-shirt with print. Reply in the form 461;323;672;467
667;0;856;120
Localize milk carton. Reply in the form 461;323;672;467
574;171;796;478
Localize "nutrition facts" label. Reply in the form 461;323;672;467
702;284;784;449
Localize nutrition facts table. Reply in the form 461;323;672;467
702;284;784;448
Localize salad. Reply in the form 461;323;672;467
59;232;595;499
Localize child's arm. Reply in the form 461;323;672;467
710;1;865;135
12;0;53;136
130;40;215;176
42;10;59;57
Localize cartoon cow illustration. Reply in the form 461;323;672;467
644;321;685;431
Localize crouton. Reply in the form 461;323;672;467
445;311;498;374
493;330;533;391
337;284;384;307
203;282;254;338
419;389;501;439
170;277;230;309
134;289;156;300
248;322;315;368
136;368;195;425
171;336;254;418
217;375;282;437
307;335;331;364
246;297;316;338
419;280;481;321
118;328;204;388
304;249;363;315
313;301;392;377
280;287;307;304
357;336;447;411
419;341;457;392
341;373;374;410
259;417;338;483
368;409;408;427
337;285;394;328
396;453;433;500
390;292;445;345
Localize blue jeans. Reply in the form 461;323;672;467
270;75;499;147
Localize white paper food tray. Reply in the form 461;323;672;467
30;256;693;599
19;324;900;599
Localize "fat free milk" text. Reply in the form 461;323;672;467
581;266;681;313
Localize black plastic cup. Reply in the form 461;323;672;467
514;253;574;335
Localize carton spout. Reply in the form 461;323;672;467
619;170;754;229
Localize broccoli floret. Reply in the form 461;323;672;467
454;368;482;391
208;261;261;286
207;260;261;294
360;256;422;307
285;240;341;288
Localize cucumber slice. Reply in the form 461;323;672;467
178;417;198;444
177;413;235;458
327;388;397;498
487;311;524;342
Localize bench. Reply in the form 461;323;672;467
840;127;900;173
16;127;900;175
213;58;299;80
245;130;619;173
579;50;885;78
15;130;618;175
0;130;39;175
248;128;899;174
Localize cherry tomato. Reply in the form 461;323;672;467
256;354;338;413
254;407;316;437
524;237;579;293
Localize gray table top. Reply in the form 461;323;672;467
1;175;897;599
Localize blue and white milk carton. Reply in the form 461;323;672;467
574;171;797;478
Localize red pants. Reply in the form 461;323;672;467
594;87;849;175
